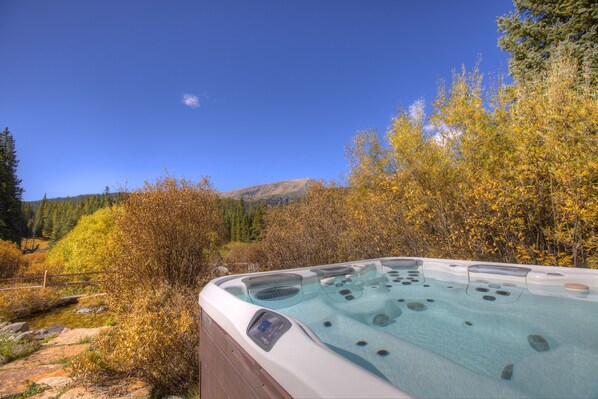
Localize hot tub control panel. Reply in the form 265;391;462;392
247;309;292;352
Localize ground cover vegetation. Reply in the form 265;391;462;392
1;1;596;396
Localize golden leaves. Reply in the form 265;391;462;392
342;56;597;267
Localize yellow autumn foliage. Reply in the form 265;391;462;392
0;239;24;278
263;55;596;269
346;55;597;267
47;207;119;274
74;176;226;396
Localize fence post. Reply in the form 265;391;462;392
42;270;48;289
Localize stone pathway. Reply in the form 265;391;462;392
0;327;151;399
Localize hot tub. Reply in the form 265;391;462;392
198;258;598;398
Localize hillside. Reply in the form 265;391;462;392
220;178;313;205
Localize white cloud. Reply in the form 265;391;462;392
408;98;425;122
182;93;200;108
425;121;462;146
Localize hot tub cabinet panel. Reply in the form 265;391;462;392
200;308;292;399
199;257;598;399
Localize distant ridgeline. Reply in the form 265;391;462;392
21;191;120;245
21;178;313;246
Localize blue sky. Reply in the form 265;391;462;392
0;0;514;201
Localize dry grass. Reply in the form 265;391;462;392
221;241;264;266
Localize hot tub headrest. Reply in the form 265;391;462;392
468;265;531;277
380;258;423;270
242;273;303;289
311;265;355;278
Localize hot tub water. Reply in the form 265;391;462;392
234;262;598;398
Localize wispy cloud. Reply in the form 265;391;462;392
408;98;425;122
182;93;200;108
425;121;462;146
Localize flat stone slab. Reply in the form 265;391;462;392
59;379;151;399
1;344;89;370
35;375;72;388
26;375;75;399
45;327;109;347
0;364;61;398
0;326;118;399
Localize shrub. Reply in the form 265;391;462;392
0;288;60;321
75;176;225;395
345;56;597;267
0;239;24;278
221;241;264;268
260;182;357;269
75;287;198;393
19;252;54;276
108;177;225;301
47;207;118;274
69;343;112;383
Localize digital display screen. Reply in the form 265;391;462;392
247;310;292;352
258;319;271;333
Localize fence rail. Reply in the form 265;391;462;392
0;270;107;291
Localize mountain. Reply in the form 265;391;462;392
220;178;313;205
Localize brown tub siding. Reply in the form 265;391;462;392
200;308;293;399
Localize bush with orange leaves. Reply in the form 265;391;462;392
73;176;225;396
0;239;24;279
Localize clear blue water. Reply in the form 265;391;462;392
239;268;598;398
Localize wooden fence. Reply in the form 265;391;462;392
0;271;107;291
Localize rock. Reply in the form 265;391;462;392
58;378;151;399
5;344;90;369
54;296;82;307
35;325;65;340
45;327;108;347
214;266;229;276
14;331;35;341
0;364;62;398
75;305;107;314
47;324;66;335
35;375;72;389
0;322;29;334
60;386;106;399
501;364;514;380
528;334;550;352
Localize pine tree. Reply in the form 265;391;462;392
0;128;23;244
102;186;111;207
498;0;597;85
250;203;265;240
34;194;47;237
